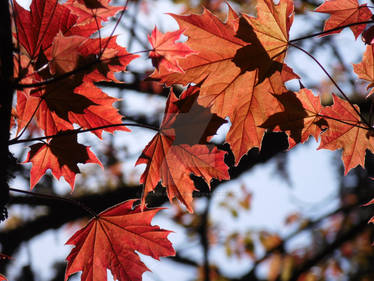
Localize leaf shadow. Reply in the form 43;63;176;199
33;55;99;122
49;134;90;172
172;88;226;146
233;17;283;84
260;91;327;146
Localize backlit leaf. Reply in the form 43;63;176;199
65;200;175;281
136;86;229;212
318;95;374;174
25;133;102;189
148;27;195;72
315;0;372;39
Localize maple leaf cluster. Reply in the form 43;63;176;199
14;0;136;189
148;0;374;177
7;0;374;279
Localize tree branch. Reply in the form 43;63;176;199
0;0;15;221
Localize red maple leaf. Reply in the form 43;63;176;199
65;0;124;37
65;200;175;281
78;36;138;83
136;86;229;212
315;0;372;39
25;133;102;189
13;0;125;81
13;0;122;62
13;0;78;60
148;27;195;72
16;33;137;137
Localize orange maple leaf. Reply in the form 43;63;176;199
152;0;294;101
148;27;195;72
151;1;296;163
225;73;283;163
136;86;229;212
353;45;374;97
225;70;302;163
0;274;6;281
261;88;325;149
243;0;293;64
315;0;372;39
65;200;175;281
25;133;102;189
318;95;374;174
150;6;250;118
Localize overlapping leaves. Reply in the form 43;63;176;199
150;0;374;175
16;33;136;137
14;0;137;188
151;0;296;164
136;86;229;212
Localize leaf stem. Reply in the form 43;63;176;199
288;42;371;128
91;9;102;56
13;98;43;142
9;122;159;145
317;114;369;130
99;0;130;60
289;20;374;43
9;187;98;218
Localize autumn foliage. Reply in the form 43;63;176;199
4;0;374;280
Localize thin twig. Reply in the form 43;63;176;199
318;114;369;130
13;98;43;142
9;187;98;218
91;9;102;56
9;122;159;145
289;42;371;128
99;0;130;60
289;20;374;43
